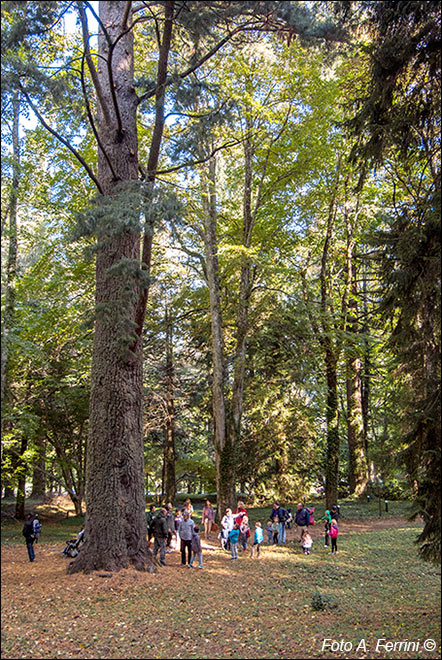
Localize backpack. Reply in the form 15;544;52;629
307;507;315;525
33;519;42;539
330;524;338;539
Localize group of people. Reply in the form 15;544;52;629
144;498;340;567
24;498;339;566
145;499;214;568
219;501;264;560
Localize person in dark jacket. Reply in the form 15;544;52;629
152;508;168;566
22;513;36;562
294;503;310;539
271;503;289;544
330;505;340;521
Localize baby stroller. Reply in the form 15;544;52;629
62;529;84;558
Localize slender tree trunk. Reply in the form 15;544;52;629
345;218;369;496
1;91;19;411
228;124;254;467
320;161;342;510
325;348;339;509
202;156;235;520
361;256;371;458
31;436;46;498
1;91;20;494
15;435;27;519
69;1;152;573
163;303;176;504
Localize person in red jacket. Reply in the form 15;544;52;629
233;501;247;527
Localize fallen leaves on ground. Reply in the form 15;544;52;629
1;518;440;660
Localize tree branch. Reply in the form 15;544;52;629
19;87;103;194
80;53;120;181
76;0;112;126
133;1;175;341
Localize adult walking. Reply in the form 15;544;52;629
179;510;194;566
271;502;289;544
294;502;310;539
202;500;214;540
152;508;168;566
22;513;36;562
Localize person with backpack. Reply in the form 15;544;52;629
22;513;37;562
330;518;339;553
321;509;332;547
294;503;310;540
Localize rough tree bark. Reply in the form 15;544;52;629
68;1;153;573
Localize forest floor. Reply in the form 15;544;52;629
1;509;441;660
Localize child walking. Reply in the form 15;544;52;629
250;522;264;558
272;517;279;545
301;529;313;555
189;525;204;568
228;524;240;560
330;519;339;553
321;509;332;547
265;520;273;544
239;516;250;552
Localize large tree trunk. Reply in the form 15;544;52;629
69;1;152;573
202;157;235;520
